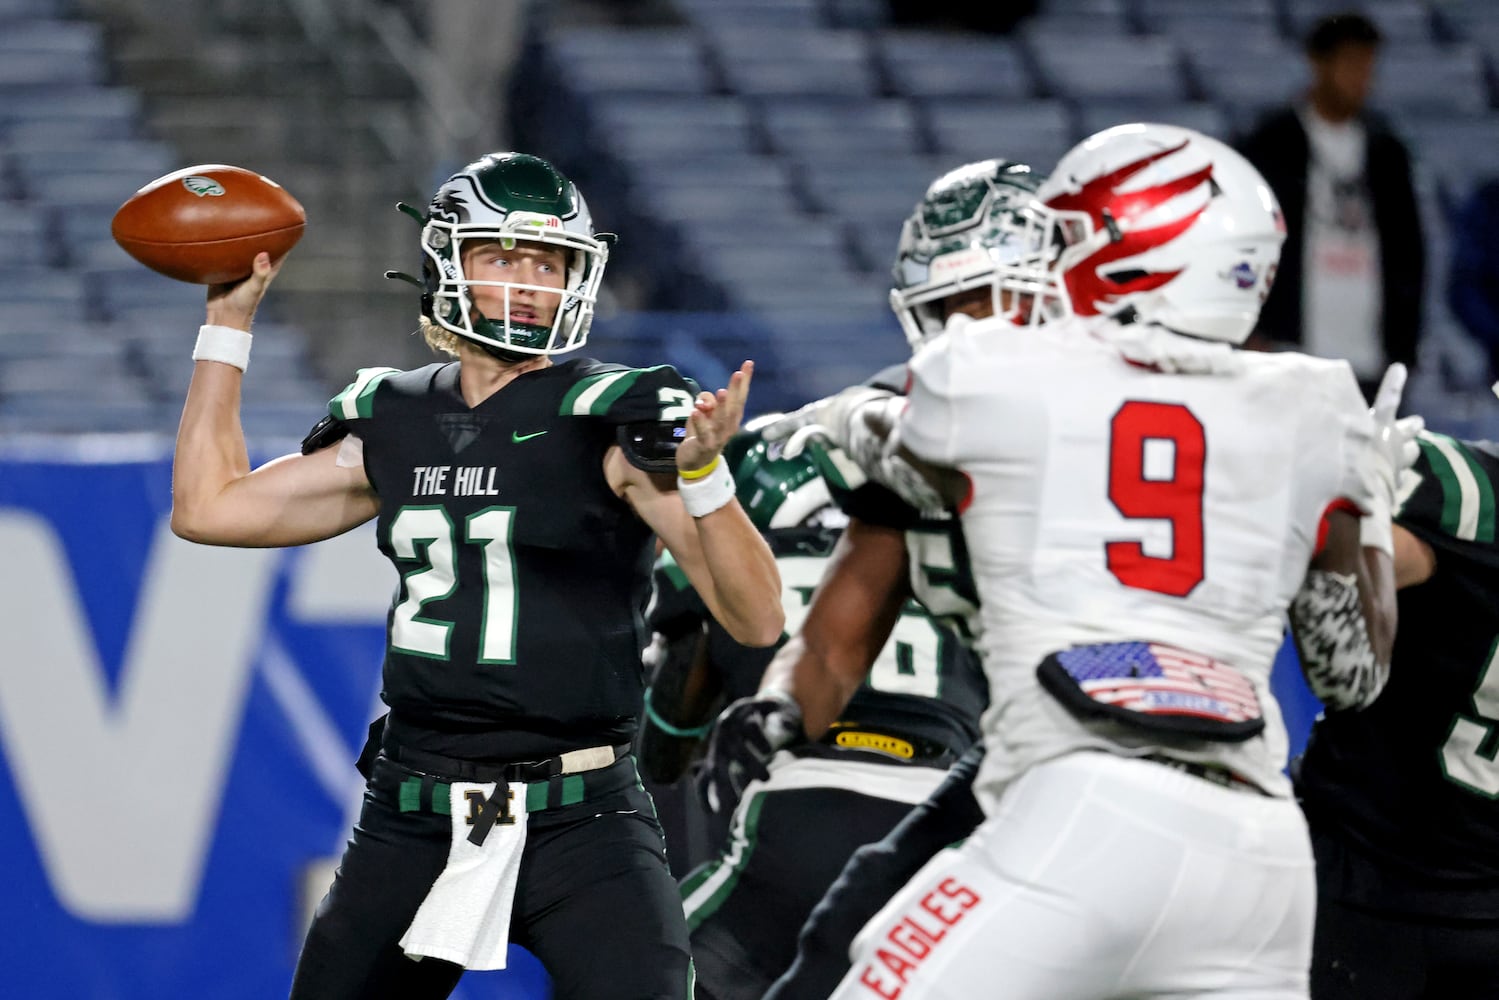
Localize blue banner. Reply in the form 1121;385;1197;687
0;442;548;999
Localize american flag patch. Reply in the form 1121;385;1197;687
1053;642;1261;724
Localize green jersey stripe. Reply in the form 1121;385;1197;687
330;367;399;421
1451;437;1497;543
1421;432;1493;541
561;370;631;416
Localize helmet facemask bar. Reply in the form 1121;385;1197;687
891;201;1061;341
889;159;1049;348
422;219;608;358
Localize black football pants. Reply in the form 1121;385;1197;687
289;753;692;1000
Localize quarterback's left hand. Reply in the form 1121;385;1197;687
677;360;754;474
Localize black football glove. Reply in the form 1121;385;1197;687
696;690;807;815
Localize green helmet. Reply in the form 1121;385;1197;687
418;152;611;359
725;426;833;531
889;159;1049;349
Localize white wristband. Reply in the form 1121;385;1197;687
677;460;735;518
192;324;253;372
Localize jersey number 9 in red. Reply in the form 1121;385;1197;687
1105;400;1205;598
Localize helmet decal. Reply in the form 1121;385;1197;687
1049;140;1214;316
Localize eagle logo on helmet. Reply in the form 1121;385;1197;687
1049;140;1214;317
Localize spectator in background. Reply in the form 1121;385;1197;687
1447;178;1499;381
1236;11;1425;399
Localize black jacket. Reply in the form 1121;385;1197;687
1235;106;1425;370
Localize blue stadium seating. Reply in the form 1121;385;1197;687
708;27;880;98
757;96;923;156
1025;33;1189;103
922;99;1075;169
873;31;1035;100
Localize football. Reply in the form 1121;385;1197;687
111;164;306;285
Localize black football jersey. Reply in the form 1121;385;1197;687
1297;432;1499;917
649;517;987;758
332;358;699;761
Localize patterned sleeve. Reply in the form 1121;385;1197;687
1396;433;1499;568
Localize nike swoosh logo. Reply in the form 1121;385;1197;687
512;430;548;443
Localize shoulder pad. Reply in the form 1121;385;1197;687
325;371;401;425
300;413;350;456
617;421;686;474
326;367;401;423
1398;432;1499;545
559;363;700;425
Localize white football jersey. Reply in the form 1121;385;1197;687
898;315;1376;799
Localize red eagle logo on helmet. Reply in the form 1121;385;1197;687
1049;139;1213;316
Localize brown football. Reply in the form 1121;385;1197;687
110;164;306;284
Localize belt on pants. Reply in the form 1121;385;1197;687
1142;753;1269;797
386;742;635;843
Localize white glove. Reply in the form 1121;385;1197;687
756;386;895;461
1360;362;1424;555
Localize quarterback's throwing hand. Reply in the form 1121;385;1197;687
696;691;806;815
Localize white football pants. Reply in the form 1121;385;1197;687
832;751;1315;1000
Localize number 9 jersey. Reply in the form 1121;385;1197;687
897;314;1376;799
323;358;699;762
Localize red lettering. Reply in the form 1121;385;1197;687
877;947;920;983
888;920;933;960
938;876;982;910
920;891;963;926
859;965;902;999
901;910;948;944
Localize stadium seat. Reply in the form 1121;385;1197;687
1398;114;1499;213
676;0;824;30
1077;101;1232;143
1282;1;1436;46
1026;34;1189;103
708;27;880;98
542;28;715;97
874;31;1035;100
1372;46;1490;116
0;49;101;86
8;139;176;187
1185;37;1306;121
0;204;48;268
1020;0;1136;38
757;96;923;156
922;99;1075;170
0;86;142;140
586;95;762;163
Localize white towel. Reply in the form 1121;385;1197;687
399;780;529;970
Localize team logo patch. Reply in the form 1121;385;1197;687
181;175;225;198
1224;261;1258;289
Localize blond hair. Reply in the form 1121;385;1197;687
419;316;462;358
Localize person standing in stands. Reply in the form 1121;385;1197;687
1236;11;1424;400
166;150;783;1000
